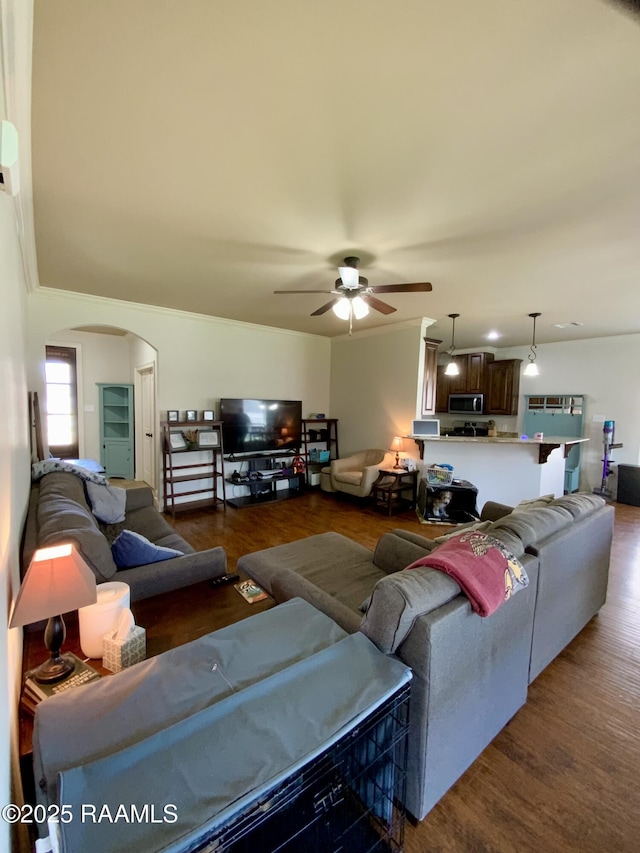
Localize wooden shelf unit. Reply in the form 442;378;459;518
301;418;339;475
161;420;226;515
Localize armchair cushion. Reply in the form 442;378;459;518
330;449;396;498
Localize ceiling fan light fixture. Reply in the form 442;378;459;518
525;312;541;377
332;297;351;320
338;265;359;289
351;295;369;319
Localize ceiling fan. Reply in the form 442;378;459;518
274;256;433;331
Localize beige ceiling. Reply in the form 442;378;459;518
30;0;640;349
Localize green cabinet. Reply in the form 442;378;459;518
98;383;134;479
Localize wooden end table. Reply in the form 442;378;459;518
372;468;418;515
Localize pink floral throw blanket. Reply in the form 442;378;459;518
406;530;528;617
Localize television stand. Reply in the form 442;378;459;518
225;456;305;508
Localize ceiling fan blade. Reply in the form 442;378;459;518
311;298;341;316
361;294;397;315
273;289;335;294
368;282;433;294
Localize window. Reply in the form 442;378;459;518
45;345;79;458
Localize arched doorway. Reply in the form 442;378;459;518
44;325;159;495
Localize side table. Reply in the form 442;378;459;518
372;468;419;515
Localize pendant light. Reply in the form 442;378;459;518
444;313;460;376
524;312;541;376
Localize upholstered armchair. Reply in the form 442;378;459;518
329;449;397;498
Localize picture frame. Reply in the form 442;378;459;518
198;430;220;448
202;410;214;421
185;410;197;422
167;410;179;422
170;432;187;450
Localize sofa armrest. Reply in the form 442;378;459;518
373;531;436;574
118;547;227;601
125;486;155;512
480;501;514;522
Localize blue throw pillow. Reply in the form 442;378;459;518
111;530;183;569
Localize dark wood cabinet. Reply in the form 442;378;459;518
486;359;522;416
435;365;453;413
421;338;441;416
465;352;492;393
435;352;494;412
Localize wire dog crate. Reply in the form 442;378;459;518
194;682;411;853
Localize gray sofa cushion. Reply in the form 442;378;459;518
239;532;385;615
487;505;573;551
549;493;605;520
37;473;117;582
270;572;363;634
360;566;461;654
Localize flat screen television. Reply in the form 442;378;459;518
220;399;302;455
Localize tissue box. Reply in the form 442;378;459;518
102;625;146;672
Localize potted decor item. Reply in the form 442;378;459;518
183;429;199;450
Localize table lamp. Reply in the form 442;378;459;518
390;436;404;469
10;543;97;684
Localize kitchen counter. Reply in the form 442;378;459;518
409;434;589;508
410;435;588;464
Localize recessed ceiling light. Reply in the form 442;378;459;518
485;330;501;340
554;322;584;329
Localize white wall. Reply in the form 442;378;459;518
26;290;332;483
2;3;34;851
330;321;426;458
501;335;640;493
0;189;31;853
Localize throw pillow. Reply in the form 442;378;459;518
85;481;127;524
111;530;183;569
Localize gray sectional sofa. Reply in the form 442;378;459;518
238;493;614;821
23;472;227;600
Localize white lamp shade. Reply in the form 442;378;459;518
524;362;539;376
10;543;97;628
338;266;359;289
445;360;460;376
351;296;369;319
332;297;351;320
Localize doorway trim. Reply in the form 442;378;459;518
134;361;158;497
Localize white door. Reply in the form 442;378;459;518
139;366;156;490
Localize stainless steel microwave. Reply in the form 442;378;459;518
448;393;484;414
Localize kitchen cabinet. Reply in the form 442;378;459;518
486;359;522;416
435;352;494;412
420;338;441;416
464;352;492;393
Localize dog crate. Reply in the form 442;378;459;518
194;682;410;853
43;625;411;853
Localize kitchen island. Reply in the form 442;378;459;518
410;435;589;508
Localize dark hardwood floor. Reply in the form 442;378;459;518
163;491;640;852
